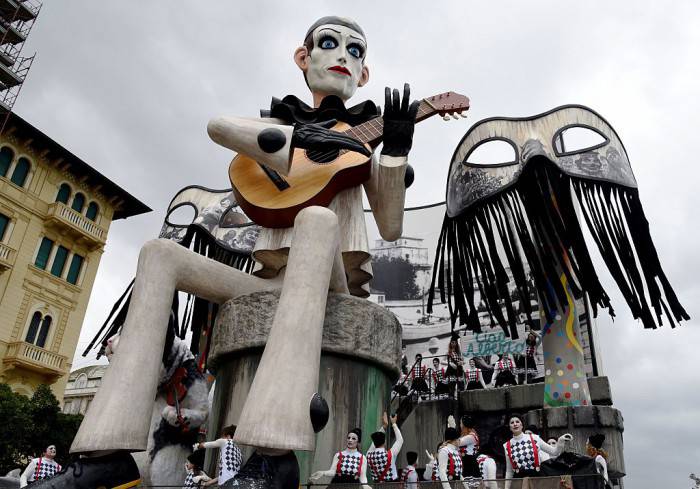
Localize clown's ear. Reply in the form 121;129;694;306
358;65;369;87
294;46;309;72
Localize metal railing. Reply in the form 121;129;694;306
122;473;607;488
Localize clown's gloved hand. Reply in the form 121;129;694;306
381;83;420;157
292;119;371;156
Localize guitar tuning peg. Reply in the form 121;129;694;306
443;114;451;121
451;113;460;120
460;112;468;118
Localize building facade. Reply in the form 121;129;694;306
62;364;106;415
0;112;149;400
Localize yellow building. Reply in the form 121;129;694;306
0;112;149;399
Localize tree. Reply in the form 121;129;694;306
0;383;83;474
370;255;420;300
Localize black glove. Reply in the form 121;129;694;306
381;83;420;157
291;119;370;156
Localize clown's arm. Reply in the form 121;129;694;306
309;452;340;479
19;460;37;487
207;116;369;176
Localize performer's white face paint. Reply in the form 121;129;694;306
45;445;57;458
509;417;523;436
304;24;368;101
346;432;359;450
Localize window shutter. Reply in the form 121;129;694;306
35;237;54;270
50;245;69;277
66;254;84;285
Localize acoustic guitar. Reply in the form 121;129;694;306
228;91;470;228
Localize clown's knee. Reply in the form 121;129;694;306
294;206;339;234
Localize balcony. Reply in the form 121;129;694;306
3;341;68;378
0;241;15;271
45;202;106;249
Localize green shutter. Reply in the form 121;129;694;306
56;184;71;204
86;202;99;221
10;157;30;187
0;147;12;177
34;237;54;270
50;245;69;277
66;254;84;285
25;311;41;344
0;213;8;242
71;193;85;213
36;316;52;348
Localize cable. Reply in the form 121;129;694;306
364;201;445;213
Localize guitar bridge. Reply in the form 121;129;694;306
258;163;290;191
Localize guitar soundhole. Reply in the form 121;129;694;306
305;148;340;164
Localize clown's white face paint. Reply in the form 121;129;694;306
346;432;359;450
44;445;57;459
509;417;523;436
304;24;368;103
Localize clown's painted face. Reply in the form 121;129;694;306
509;417;523;435
45;445;57;458
305;24;367;101
346;432;359;450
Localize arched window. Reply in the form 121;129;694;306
56;183;71;204
10;157;30;187
71;192;85;213
25;311;42;344
0;146;13;177
75;374;87;389
85;202;99;221
36;315;52;348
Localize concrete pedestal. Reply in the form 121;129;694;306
207;290;402;482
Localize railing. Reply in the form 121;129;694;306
109;474;607;488
46;201;106;244
3;341;67;373
0;241;15;267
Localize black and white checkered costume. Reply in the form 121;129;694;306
218;439;242;483
183;471;197;488
336;450;363;478
36;458;61;480
505;435;539;472
367;447;397;481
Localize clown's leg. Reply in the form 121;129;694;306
234;206;348;452
71;238;275;454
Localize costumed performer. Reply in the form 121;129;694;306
366;412;403;482
464;357;487;390
55;15;418;488
454;414;481;478
476;444;498;489
503;414;572;489
310;428;369;487
438;426;468;489
182;450;211;488
586;433;610;487
400;451;419;489
195;425;242;486
20;445;61;487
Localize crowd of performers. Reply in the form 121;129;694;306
309;413;611;488
20;417;610;488
395;333;541;402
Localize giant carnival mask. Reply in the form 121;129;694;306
429;105;688;337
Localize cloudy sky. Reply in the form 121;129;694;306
15;1;700;487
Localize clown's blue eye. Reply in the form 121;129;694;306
347;44;363;59
320;36;338;49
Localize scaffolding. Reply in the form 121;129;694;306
0;0;41;134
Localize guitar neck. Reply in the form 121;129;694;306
344;99;437;148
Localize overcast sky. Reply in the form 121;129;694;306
15;2;700;487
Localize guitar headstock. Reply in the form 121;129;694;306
420;91;470;121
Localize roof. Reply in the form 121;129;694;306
4;112;151;220
68;364;108;380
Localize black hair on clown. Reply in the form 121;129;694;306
371;431;386;447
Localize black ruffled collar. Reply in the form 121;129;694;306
267;94;380;126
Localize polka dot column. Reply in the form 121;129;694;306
541;273;591;408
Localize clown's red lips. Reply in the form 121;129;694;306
328;66;351;76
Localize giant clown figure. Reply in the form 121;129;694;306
37;16;419;489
